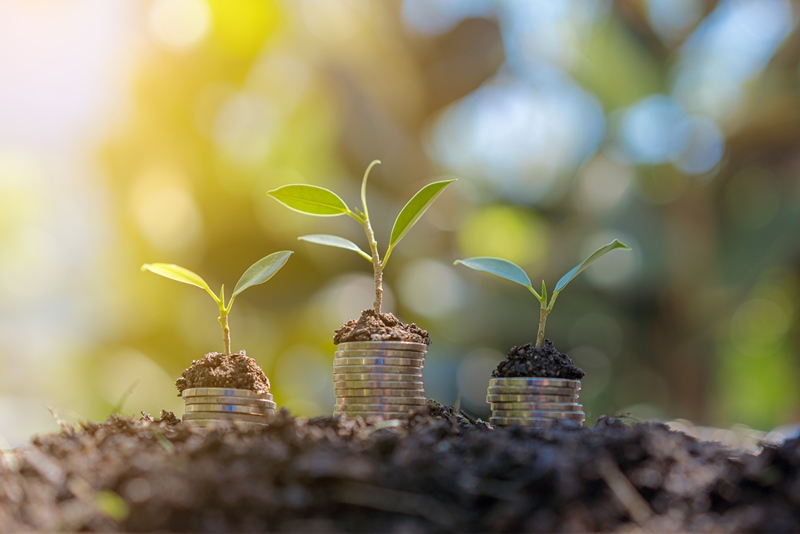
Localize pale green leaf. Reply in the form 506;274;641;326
387;180;456;256
553;239;631;295
267;184;350;216
141;263;216;300
299;234;371;261
232;250;293;298
454;257;532;289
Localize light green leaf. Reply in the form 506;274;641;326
141;263;218;302
386;180;456;262
232;250;293;298
267;184;350;216
454;257;532;289
553;239;631;296
299;234;371;261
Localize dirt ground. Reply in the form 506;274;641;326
1;403;798;533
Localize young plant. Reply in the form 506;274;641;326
267;160;455;315
141;251;293;355
455;239;631;347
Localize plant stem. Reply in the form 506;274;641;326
361;217;383;315
535;301;549;347
219;312;231;354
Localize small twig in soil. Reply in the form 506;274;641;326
47;406;73;435
111;379;140;414
598;454;654;528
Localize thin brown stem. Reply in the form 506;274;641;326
219;314;231;354
361;218;383;315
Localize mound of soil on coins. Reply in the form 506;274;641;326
3;407;800;532
333;309;431;345
175;351;270;395
493;339;585;379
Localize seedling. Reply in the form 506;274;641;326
267;160;455;315
141;251;293;355
455;239;631;347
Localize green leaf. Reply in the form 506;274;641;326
454;257;532;289
386;180;456;261
267;184;350;216
232;250;293;298
299;234;371;261
553;239;631;296
141;263;218;302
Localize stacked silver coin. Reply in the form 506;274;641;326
487;377;585;427
333;341;427;419
182;387;276;427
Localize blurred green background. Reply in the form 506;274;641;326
1;0;799;445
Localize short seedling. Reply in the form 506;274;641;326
141;251;293;355
455;239;631;347
268;160;455;315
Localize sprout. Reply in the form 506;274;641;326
141;251;293;354
455;239;631;347
268;160;455;315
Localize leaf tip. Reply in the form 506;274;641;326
140;264;151;272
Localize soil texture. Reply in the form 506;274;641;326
493;339;585;379
175;351;270;395
2;406;800;532
333;309;431;345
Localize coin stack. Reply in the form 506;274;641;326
333;341;428;419
182;387;276;427
487;377;585;427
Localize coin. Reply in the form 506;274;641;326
184;404;274;415
489;378;580;388
336;396;426;405
333;357;425;367
184;396;277;408
334;388;425;397
484;395;576;404
335;349;426;359
182;388;272;399
332;365;423;375
333;373;423;382
486;393;579;403
491;410;585;419
333;404;414;413
334;380;425;389
487;386;580;395
336;341;428;352
183;412;269;423
489;402;582;411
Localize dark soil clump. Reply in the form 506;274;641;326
493;339;585;379
3;408;800;532
175;351;270;395
334;309;431;345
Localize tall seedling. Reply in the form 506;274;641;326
456;240;631;347
268;161;455;315
142;251;293;354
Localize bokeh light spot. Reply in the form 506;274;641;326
148;0;211;52
731;298;790;349
129;167;203;252
397;259;466;318
457;205;548;266
272;344;333;416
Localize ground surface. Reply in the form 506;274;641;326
333;309;431;345
1;405;799;532
493;340;586;379
175;352;271;395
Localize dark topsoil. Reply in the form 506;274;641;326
175;352;270;395
2;406;799;533
493;340;586;380
334;309;431;345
